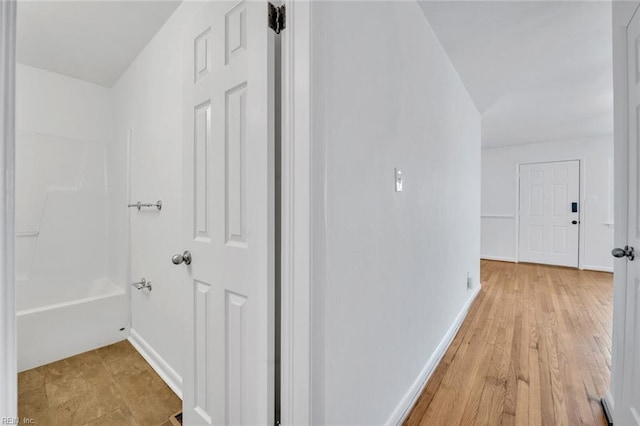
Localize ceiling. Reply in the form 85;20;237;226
17;1;181;87
16;1;614;144
419;1;613;148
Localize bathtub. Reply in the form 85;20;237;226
17;278;128;372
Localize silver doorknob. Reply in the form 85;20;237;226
172;250;192;265
612;246;635;261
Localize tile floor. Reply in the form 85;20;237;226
18;340;182;426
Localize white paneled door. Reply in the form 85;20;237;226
518;161;580;267
618;7;640;423
179;1;275;425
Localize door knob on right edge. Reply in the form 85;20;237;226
612;246;635;261
172;250;192;265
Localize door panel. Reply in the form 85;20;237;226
181;1;274;424
529;225;543;252
623;9;640;424
518;161;580;267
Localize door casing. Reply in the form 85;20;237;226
279;1;313;424
0;0;17;418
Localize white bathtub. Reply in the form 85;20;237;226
17;278;128;372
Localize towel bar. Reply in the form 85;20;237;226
128;200;162;211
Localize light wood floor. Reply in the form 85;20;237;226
405;260;612;425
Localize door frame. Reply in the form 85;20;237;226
279;1;313;424
609;0;640;420
515;159;585;269
0;0;17;418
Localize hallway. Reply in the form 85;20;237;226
405;260;612;425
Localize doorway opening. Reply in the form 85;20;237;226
10;1;282;425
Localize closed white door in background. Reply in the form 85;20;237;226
179;1;275;425
518;161;580;267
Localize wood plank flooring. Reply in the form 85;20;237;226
405;260;612;425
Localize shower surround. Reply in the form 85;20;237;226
15;64;128;371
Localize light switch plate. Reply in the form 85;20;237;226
395;168;403;192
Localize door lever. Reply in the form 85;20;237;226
612;246;635;261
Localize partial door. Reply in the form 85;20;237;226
179;1;275;424
518;161;580;267
619;8;640;424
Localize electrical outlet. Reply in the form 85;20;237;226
467;273;473;290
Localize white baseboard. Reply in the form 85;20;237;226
603;390;615;423
481;257;613;273
481;255;516;263
582;265;614;273
385;285;482;425
129;329;183;399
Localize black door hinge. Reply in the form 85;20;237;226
268;3;286;34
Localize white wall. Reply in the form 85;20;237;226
15;64;114;290
481;136;614;272
111;5;190;394
309;2;481;424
